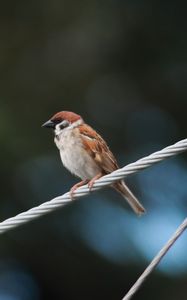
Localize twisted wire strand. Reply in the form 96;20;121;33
0;138;187;234
122;217;187;300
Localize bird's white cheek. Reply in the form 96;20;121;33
54;124;62;137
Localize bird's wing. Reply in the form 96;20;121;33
78;124;119;173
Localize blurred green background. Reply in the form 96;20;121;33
0;0;187;299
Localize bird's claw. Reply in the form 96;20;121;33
69;179;89;199
87;173;103;192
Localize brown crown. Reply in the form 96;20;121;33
51;111;82;123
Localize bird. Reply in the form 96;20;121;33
42;111;145;215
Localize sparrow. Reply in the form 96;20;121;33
42;111;145;215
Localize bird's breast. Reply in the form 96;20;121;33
54;129;101;180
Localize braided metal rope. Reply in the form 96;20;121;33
123;217;187;300
0;138;187;234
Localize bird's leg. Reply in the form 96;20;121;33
88;173;103;191
70;179;89;199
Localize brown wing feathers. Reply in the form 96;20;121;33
79;124;118;173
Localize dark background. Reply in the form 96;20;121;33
0;0;187;299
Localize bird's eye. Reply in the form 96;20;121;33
52;118;61;124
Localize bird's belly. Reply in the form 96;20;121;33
59;141;101;180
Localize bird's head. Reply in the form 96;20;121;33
42;111;83;134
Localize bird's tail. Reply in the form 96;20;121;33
113;180;145;215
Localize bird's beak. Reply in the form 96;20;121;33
42;120;55;129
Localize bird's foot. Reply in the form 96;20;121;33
88;173;103;191
70;179;89;199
